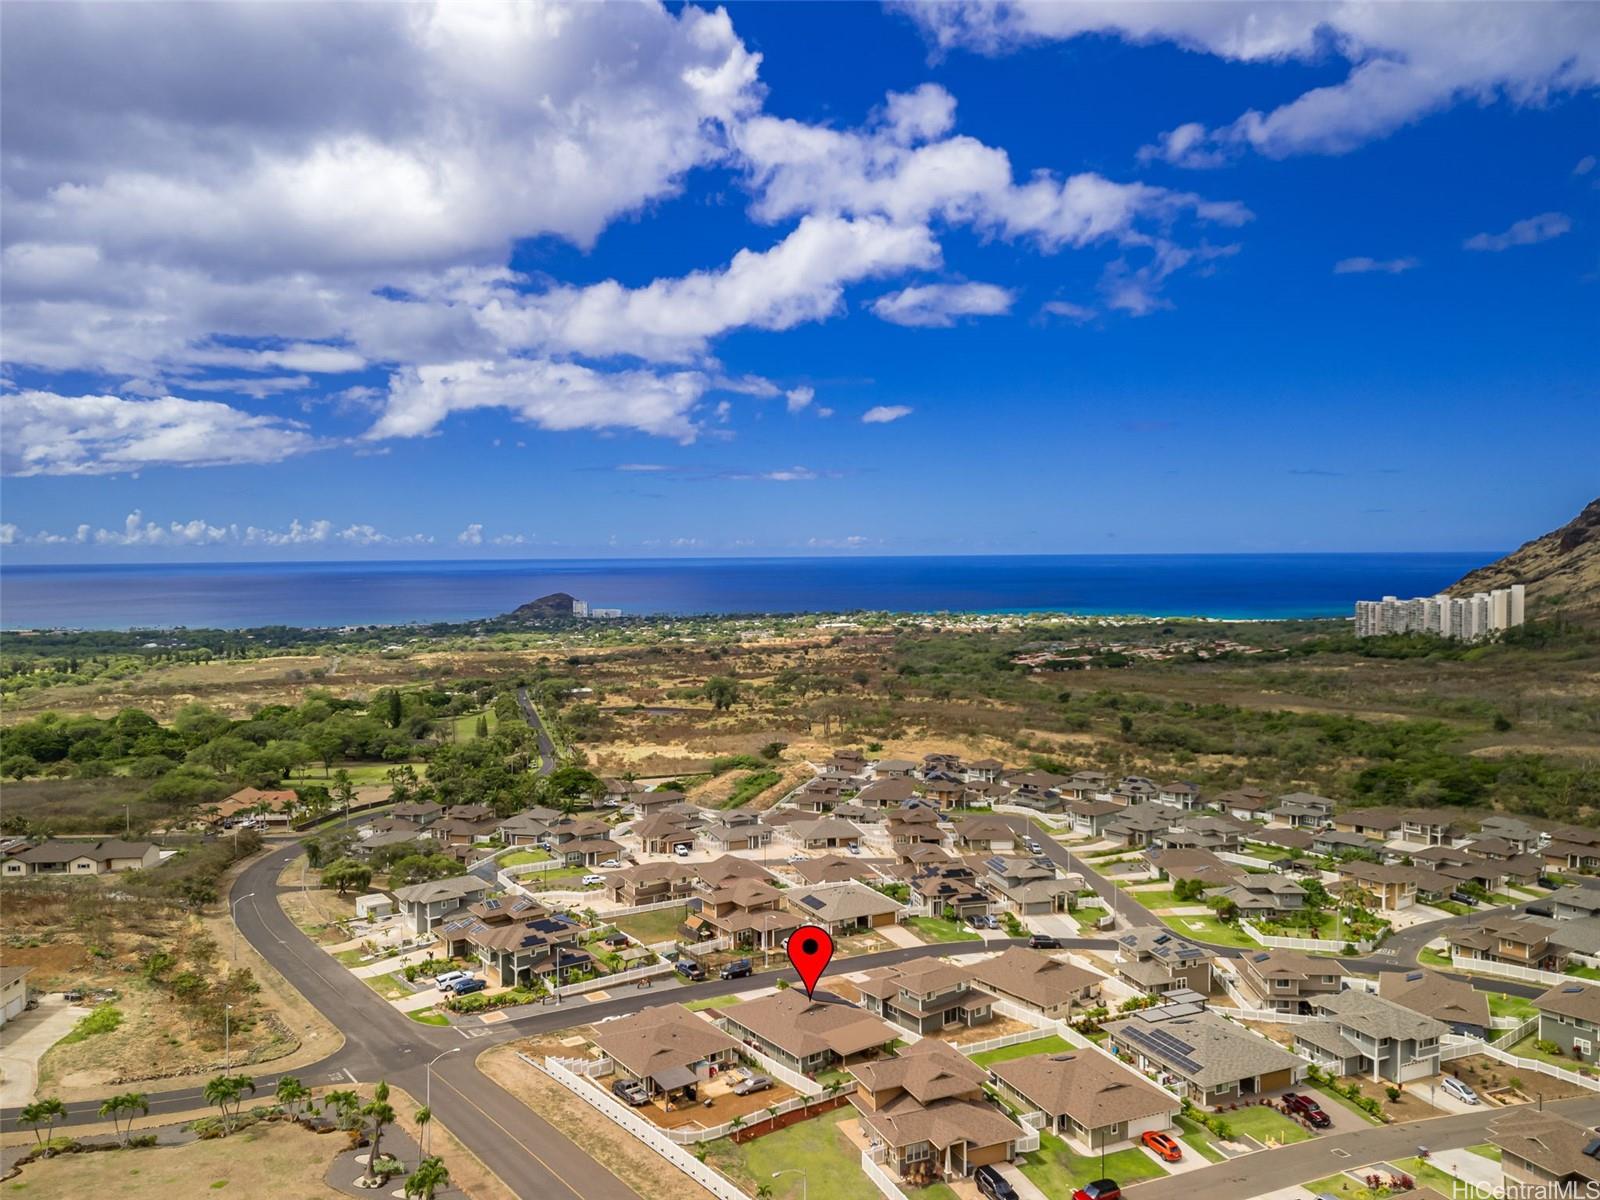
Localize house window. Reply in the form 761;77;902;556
904;1144;933;1163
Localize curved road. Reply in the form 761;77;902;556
3;812;1567;1199
516;687;559;777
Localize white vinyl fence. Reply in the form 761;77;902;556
1240;920;1377;954
1450;950;1574;987
554;960;673;997
531;1055;749;1200
1439;1034;1600;1093
862;1150;912;1200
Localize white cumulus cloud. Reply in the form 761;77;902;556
871;282;1014;327
862;405;914;424
1464;212;1573;252
1334;256;1420;275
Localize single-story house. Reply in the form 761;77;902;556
787;881;904;933
720;991;897;1074
990;1050;1178;1152
590;1004;742;1101
970;947;1101;1018
1104;1003;1305;1105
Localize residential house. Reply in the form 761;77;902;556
1003;770;1067;812
856;959;996;1035
954;816;1019;854
1543;827;1600;873
1216;789;1274;823
1;839;160;877
965;758;1004;784
1378;969;1489;1038
720;991;897;1075
791;854;872;886
1114;928;1214;997
692;877;802;949
1312;829;1383;858
921;753;963;776
605;862;698;907
438;905;588;987
1270;793;1334;829
697;818;773;854
787;816;864;851
1474;816;1546;855
1448;915;1568;973
392;800;444;827
393;874;491;935
1550;885;1600;922
886;808;946;852
1104;806;1174;849
1396;810;1470;847
1104;1002;1305;1104
1234;949;1347;1014
849;1040;1025;1182
1488;1110;1600;1193
787;882;904;934
1144;848;1237;887
1247;828;1315;855
635;811;698;855
990;1050;1178;1152
589;1004;742;1102
793;777;844;813
1332;809;1405;840
919;778;965;811
910;863;991;921
602;778;644;807
1171;814;1247;852
627;788;686;818
1063;799;1122;838
210;786;300;828
696;855;774;891
495;809;561;846
1334;860;1422;911
871;759;918;779
1;965;33;1027
1155;782;1203;810
970;947;1100;1018
856;778;917;811
1532;982;1600;1063
981;856;1078;915
1293;990;1445;1083
1061;771;1109;801
1218;872;1307;916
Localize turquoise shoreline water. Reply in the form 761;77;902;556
0;553;1496;631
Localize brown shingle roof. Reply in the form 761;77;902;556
992;1050;1176;1126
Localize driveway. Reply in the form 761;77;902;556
1026;913;1082;941
0;995;89;1106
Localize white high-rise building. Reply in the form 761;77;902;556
1353;583;1524;640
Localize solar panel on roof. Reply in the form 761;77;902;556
1153;934;1170;945
1405;972;1423;981
1566;985;1586;993
1585;1139;1600;1160
801;895;825;909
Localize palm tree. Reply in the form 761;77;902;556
414;1105;432;1165
275;1075;310;1118
363;1081;396;1183
99;1092;149;1144
203;1073;256;1133
324;1088;362;1130
19;1097;67;1151
405;1156;450;1200
755;1185;774;1200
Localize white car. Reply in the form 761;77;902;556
674;844;692;858
581;873;605;886
599;858;622;869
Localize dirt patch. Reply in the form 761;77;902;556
478;1043;718;1200
935;1016;1036;1046
1449;1054;1595;1102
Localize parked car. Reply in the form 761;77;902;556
675;844;692;858
599;858;622;869
674;958;706;981
975;1165;1019;1200
732;1074;773;1096
1028;934;1062;949
581;874;606;886
1025;839;1043;854
1442;1075;1480;1105
1449;890;1479;905
435;971;469;992
1072;1179;1121;1200
1538;876;1559;889
1280;1092;1331;1128
847;845;861;855
450;976;487;996
1141;1131;1182;1162
719;958;753;980
610;1079;649;1106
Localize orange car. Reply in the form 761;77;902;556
1141;1131;1183;1162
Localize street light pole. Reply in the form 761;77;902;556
224;1004;232;1069
425;1048;460;1152
773;1168;807;1200
231;893;256;963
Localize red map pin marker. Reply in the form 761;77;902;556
786;924;834;998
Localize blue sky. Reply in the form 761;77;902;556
1;1;1595;561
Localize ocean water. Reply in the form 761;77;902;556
0;553;1496;631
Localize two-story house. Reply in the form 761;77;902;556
1293;990;1445;1084
855;959;996;1035
1448;915;1569;973
981;856;1079;915
393;874;491;935
1114;927;1214;997
1234;949;1347;1013
1533;982;1600;1063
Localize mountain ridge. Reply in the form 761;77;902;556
1451;497;1600;617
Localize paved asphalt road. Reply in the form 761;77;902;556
2;811;1566;1200
516;687;558;777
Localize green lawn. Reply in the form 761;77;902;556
500;848;553;867
288;761;426;786
1418;947;1453;968
364;972;414;1001
611;905;689;945
451;709;499;741
1219;1104;1312;1147
1393;1155;1492;1200
1304;1172;1388;1200
904;916;981;943
1467;1143;1503;1163
523;866;604;889
408;1010;450;1026
1241;844;1295;862
1565;965;1600;981
1488;994;1538;1019
1162;915;1259;948
1506;1033;1579;1066
1122;889;1189;911
968;1034;1075;1068
1018;1133;1166;1196
704;1106;878;1200
1173;1114;1225;1163
685;995;742;1012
